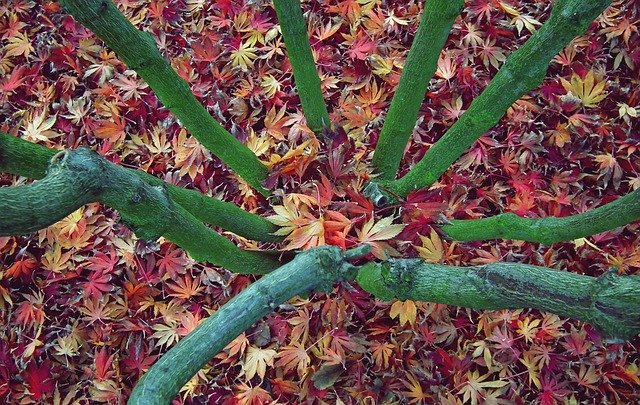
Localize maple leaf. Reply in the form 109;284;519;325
24;361;55;400
436;51;458;80
288;307;311;344
230;41;257;71
402;372;432;404
570;364;600;390
5;257;37;280
275;341;310;377
21;110;59;142
594;153;623;189
4;31;33;57
416;228;444;263
158;246;189;280
370;340;394;369
389;299;417;326
356;216;404;259
344;31;376;60
111;70;148;100
560;71;607;108
520;352;541;389
458;370;509;405
166;275;203;300
122;340;158;378
94;114;127;144
0;65;28;95
82;267;113;300
15;291;46;329
93;348;115;381
243;345;276;380
173;128;211;180
234;382;273;405
516;316;541;344
151;321;181;348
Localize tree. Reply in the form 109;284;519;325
0;0;639;403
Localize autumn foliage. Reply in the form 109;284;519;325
1;0;640;404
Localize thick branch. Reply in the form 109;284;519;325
442;188;640;244
357;260;640;341
381;0;612;197
0;148;279;274
129;245;366;405
58;0;270;195
273;0;331;135
0;131;281;242
372;0;464;180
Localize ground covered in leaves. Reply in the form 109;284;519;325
1;0;640;403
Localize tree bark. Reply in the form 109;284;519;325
128;245;369;405
0;148;279;274
0;131;281;242
441;188;640;244
356;259;640;341
59;0;270;195
372;0;464;180
378;0;612;197
273;0;331;135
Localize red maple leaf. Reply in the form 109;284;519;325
24;361;55;400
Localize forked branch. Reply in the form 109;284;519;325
0;147;280;274
375;0;612;198
0;131;281;242
128;245;369;404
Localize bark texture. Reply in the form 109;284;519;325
128;245;368;405
0;131;281;242
381;0;612;197
372;0;464;180
0;148;279;274
442;188;640;244
59;0;270;195
357;260;640;341
273;0;331;135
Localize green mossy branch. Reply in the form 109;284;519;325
372;0;464;180
0;131;281;242
381;0;612;197
442;188;640;244
0;147;279;274
356;260;640;341
59;0;270;195
128;245;366;405
273;0;331;135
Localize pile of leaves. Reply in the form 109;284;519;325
1;0;639;403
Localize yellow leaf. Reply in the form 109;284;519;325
560;71;607;108
390;299;417;326
367;54;393;77
4;31;33;57
357;216;404;243
230;41;257;71
416;229;444;263
243;346;277;380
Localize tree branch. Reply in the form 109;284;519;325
58;0;270;195
372;0;464;180
356;259;640;341
273;0;331;135
379;0;612;198
0;131;281;242
128;245;365;405
442;188;640;244
0;148;279;274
